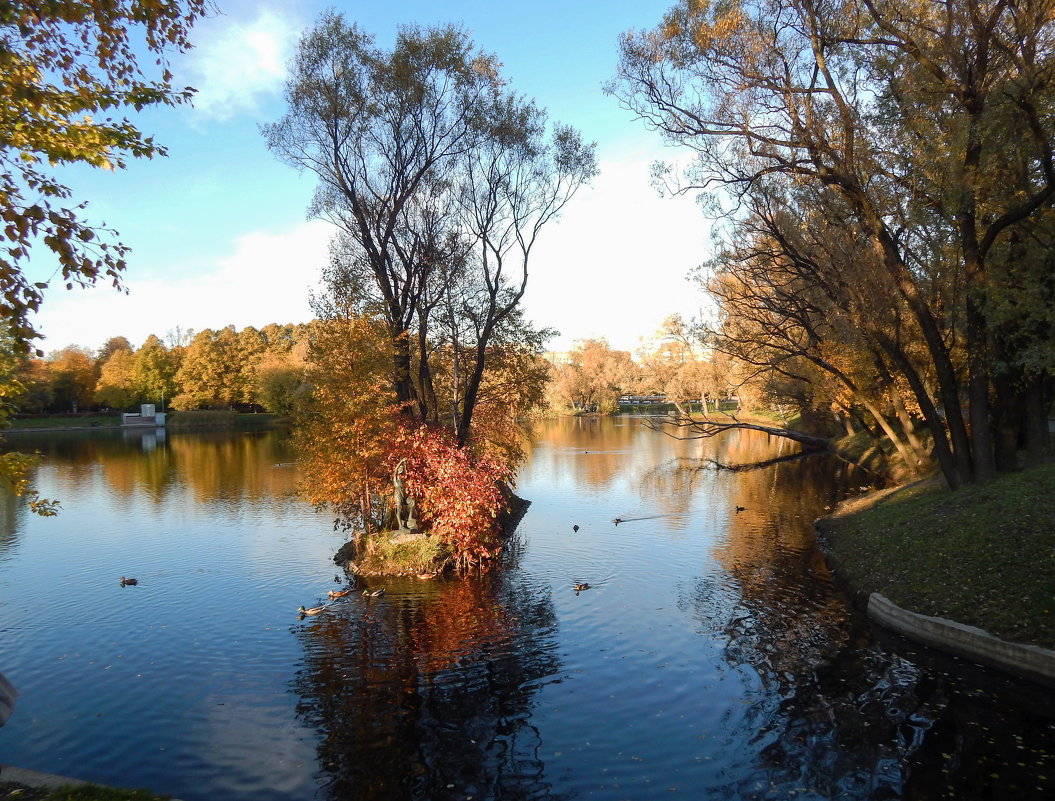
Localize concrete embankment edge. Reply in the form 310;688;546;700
866;592;1055;687
1;763;185;800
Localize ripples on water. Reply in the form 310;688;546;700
1;421;1054;800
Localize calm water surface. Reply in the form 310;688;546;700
1;419;1053;800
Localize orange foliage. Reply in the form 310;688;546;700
388;422;513;567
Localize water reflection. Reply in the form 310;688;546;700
2;421;1053;801
292;570;567;801
5;428;300;505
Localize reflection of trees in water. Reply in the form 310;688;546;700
0;485;25;556
292;571;568;801
523;416;710;495
681;454;1055;799
9;430;300;505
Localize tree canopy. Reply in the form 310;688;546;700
265;12;597;448
612;0;1055;486
1;0;208;347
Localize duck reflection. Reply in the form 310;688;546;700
292;569;569;801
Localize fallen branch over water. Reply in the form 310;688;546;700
643;412;832;452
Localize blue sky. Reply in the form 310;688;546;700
28;0;709;355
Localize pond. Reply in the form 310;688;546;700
1;418;1053;800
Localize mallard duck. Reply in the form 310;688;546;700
328;588;352;599
120;576;138;587
417;572;437;580
298;604;327;616
573;582;590;592
363;588;385;597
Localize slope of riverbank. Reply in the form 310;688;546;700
816;462;1055;652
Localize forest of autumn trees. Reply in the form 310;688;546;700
10;324;311;415
612;0;1055;488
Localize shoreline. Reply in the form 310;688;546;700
816;472;1055;687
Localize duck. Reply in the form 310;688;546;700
735;506;746;513
417;572;437;580
573;582;590;592
328;588;352;599
613;517;622;525
120;576;138;586
362;588;386;597
572;524;579;532
298;604;327;616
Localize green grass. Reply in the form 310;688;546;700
5;416;120;430
819;462;1055;649
348;532;452;576
0;781;168;800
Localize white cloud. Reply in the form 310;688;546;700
524;143;712;354
33;221;333;352
181;9;300;121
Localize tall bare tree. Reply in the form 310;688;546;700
266;12;596;446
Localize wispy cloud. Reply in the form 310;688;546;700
180;8;300;121
33;221;333;352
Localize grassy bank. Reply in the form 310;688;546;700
4;412;284;433
0;781;168;800
817;461;1055;650
6;415;121;430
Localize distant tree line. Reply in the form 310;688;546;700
9;323;312;415
546;317;743;415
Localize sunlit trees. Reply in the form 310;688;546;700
132;334;178;409
0;0;205;510
550;338;640;413
0;0;207;348
265;12;596;446
295;311;517;567
295;314;400;539
612;0;1055;486
48;346;96;412
172;327;247;410
95;347;137;409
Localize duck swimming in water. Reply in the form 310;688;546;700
573;582;590;592
120;576;137;587
363;588;385;598
298;604;327;616
328;588;352;599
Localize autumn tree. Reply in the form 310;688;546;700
0;0;206;508
172;327;238;409
132;334;177;409
12;354;52;413
1;0;208;347
295;314;399;538
96;336;134;366
612;0;1055;486
48;345;96;412
95;346;137;409
265;12;596;446
550;338;640;413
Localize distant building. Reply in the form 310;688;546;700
542;351;572;367
121;403;166;428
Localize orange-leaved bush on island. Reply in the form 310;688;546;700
387;422;513;569
294;315;402;538
295;312;516;567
